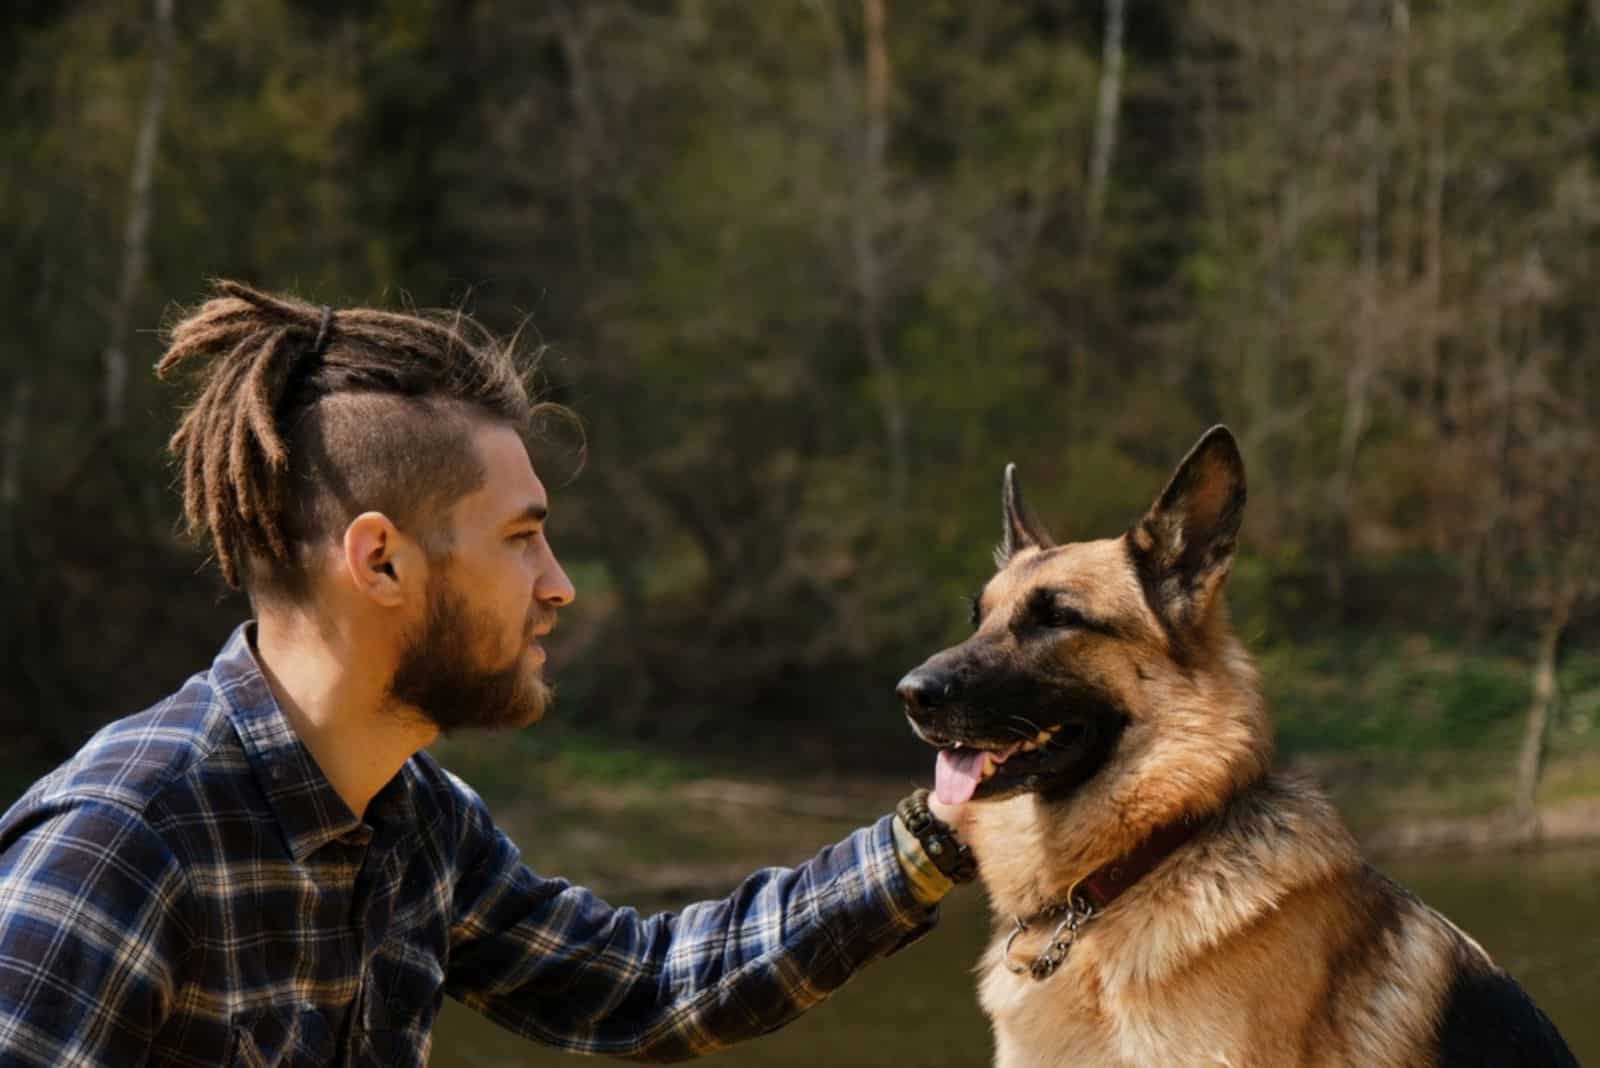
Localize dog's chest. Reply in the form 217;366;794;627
979;940;1126;1068
978;938;1246;1068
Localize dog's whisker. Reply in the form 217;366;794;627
1009;713;1047;737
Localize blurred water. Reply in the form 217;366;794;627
1386;846;1599;1061
431;847;1599;1065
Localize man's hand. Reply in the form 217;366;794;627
891;791;977;904
927;795;969;837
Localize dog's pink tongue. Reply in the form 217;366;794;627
935;748;987;806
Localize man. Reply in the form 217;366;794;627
0;282;972;1065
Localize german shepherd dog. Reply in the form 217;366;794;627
898;427;1577;1067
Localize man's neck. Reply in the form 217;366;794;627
252;611;437;821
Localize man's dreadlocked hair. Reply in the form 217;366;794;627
156;280;538;602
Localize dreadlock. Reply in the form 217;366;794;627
157;280;538;601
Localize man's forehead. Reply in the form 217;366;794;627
467;423;548;518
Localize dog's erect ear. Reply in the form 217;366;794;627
997;463;1055;568
1128;426;1246;628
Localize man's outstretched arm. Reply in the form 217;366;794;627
443;782;943;1062
0;801;194;1067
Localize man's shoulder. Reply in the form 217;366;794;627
406;750;493;829
4;670;239;838
404;750;510;863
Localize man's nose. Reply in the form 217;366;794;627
537;551;576;607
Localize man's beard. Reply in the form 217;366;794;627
387;572;551;733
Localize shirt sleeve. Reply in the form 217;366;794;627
0;801;195;1067
442;791;938;1062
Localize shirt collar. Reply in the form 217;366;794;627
209;622;423;862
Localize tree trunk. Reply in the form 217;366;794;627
1328;12;1384;610
1260;24;1304;488
552;2;603;291
808;0;908;506
1083;0;1126;253
1;377;30;513
856;0;908;509
103;0;175;428
1088;0;1126;251
1515;594;1570;820
1420;0;1450;422
1388;0;1415;292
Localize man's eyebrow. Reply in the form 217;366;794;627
507;503;549;526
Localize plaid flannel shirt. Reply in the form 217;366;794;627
0;624;937;1065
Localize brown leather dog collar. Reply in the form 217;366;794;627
1006;815;1208;981
1075;816;1205;911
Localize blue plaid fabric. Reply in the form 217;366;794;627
0;624;936;1065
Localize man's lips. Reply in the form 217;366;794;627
525;615;556;665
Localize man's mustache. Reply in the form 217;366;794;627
525;607;558;639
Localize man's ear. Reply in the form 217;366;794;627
996;463;1055;568
341;512;414;608
1127;425;1246;631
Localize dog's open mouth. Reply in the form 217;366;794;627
928;722;1085;805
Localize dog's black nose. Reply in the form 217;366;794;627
896;671;944;720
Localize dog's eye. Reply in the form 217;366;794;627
1031;592;1087;631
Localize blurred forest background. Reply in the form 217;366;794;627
4;0;1600;831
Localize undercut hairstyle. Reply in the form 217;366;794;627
156;280;545;603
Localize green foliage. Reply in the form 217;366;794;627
2;0;1597;794
429;728;703;803
1262;627;1600;761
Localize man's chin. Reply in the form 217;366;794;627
466;678;550;733
508;678;551;728
401;668;553;735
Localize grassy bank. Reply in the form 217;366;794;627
1258;628;1600;831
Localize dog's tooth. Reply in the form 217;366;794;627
1036;729;1053;744
981;754;996;778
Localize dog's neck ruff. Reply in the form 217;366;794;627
1006;816;1207;981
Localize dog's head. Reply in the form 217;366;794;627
899;425;1270;824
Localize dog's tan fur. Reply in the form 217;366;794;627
907;428;1573;1067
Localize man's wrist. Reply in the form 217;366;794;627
891;812;956;905
891;788;976;904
